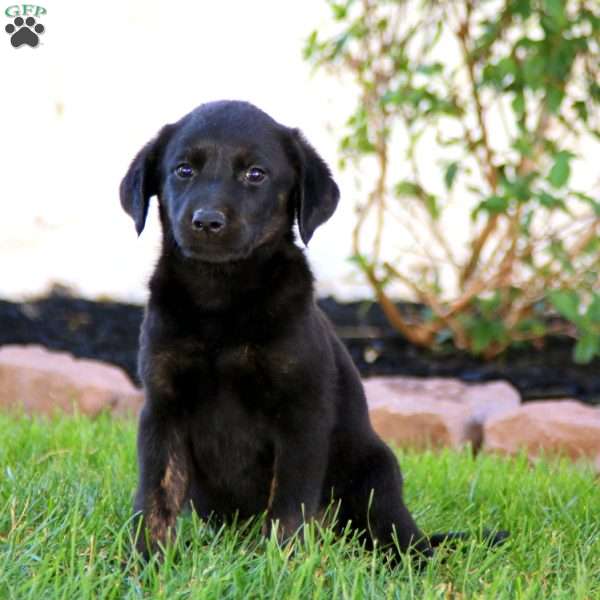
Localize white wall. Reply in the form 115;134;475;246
0;0;364;302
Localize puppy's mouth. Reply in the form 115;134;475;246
179;245;252;263
176;229;282;264
174;230;255;263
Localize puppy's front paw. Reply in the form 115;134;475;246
262;514;303;545
131;511;174;561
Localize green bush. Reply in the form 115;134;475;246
306;0;600;362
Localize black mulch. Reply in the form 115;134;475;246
1;291;598;405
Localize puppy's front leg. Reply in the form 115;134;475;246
264;428;328;542
133;405;191;557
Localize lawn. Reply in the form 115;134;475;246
0;413;598;599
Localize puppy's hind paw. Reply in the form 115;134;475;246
482;528;509;547
428;528;509;549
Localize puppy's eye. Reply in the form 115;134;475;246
175;164;194;179
245;166;267;184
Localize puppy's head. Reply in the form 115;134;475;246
120;100;339;262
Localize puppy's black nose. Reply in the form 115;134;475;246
191;209;227;233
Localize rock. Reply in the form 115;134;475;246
0;344;143;417
483;400;600;461
364;376;520;450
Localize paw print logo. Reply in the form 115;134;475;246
5;16;45;48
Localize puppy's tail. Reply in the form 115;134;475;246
428;529;509;548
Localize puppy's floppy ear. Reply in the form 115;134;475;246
119;125;174;235
286;128;340;245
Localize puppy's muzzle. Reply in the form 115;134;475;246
191;209;227;234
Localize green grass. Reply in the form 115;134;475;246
0;413;598;599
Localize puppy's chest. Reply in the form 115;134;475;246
184;345;283;500
214;342;304;414
189;392;273;489
150;334;302;412
217;342;300;383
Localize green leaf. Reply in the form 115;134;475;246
583;236;600;254
475;195;509;216
424;194;440;220
548;151;572;188
467;319;506;354
395;181;440;219
520;209;534;235
395;181;421;197
444;162;459;190
544;0;567;26
303;30;319;60
537;191;568;212
513;135;533;157
512;92;525;117
501;172;536;203
516;318;547;337
548;289;580;323
416;63;443;75
586;295;600;324
476;292;501;317
572;191;600;216
348;253;370;270
574;333;600;364
497;57;517;78
511;0;532;18
546;86;565;114
376;17;388;32
572;100;589;123
331;3;348;20
522;53;546;89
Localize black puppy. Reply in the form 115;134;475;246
120;100;505;561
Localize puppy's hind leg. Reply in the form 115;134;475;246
337;441;433;562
